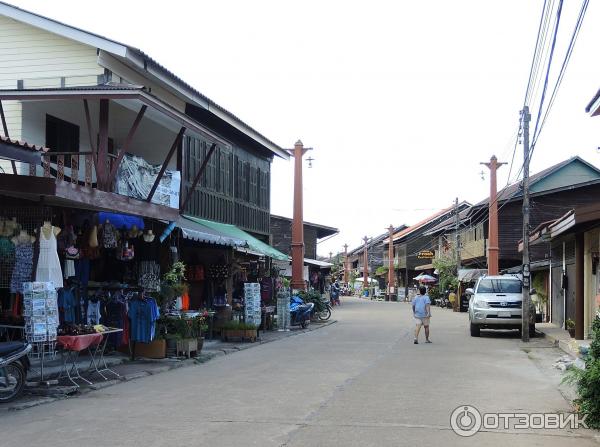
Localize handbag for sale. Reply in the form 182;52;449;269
65;246;80;260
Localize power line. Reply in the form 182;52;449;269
530;0;564;145
524;0;550;106
531;0;589;157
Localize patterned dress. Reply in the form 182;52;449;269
10;241;33;293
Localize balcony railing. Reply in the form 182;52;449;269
34;151;118;189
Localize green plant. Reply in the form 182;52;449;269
164;261;186;284
432;256;458;293
563;316;600;429
221;321;258;331
298;289;326;313
566;319;575;330
375;266;388;276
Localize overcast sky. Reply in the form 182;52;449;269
10;0;600;257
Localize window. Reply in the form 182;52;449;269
46;115;79;154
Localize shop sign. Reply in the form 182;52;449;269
417;250;435;259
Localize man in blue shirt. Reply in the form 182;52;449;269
412;285;431;344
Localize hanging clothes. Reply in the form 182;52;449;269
10;240;33;293
138;261;160;291
128;297;160;343
101;221;118;249
58;288;77;323
63;259;75;279
87;298;101;325
35;226;63;289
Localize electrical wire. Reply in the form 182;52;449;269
530;0;589;157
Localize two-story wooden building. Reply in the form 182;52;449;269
0;3;289;315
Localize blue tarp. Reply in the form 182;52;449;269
98;212;145;231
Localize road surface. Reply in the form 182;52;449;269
1;297;597;446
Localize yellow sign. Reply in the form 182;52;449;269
417;250;435;259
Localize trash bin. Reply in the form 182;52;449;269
460;294;470;312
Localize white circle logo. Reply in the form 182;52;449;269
450;405;482;437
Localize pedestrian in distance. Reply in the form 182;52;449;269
412;285;432;344
330;281;341;306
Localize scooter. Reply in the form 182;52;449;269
290;295;314;329
0;341;32;403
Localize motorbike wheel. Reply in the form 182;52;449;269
318;307;332;321
301;320;308;329
0;363;26;403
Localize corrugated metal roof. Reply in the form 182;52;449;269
0;135;49;153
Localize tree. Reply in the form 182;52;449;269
432;256;458;293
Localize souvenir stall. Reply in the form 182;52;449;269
177;236;232;332
0;197;168;380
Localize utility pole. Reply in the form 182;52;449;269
481;155;506;275
343;244;349;284
363;236;369;291
521;106;532;342
387;225;395;301
329;251;333;262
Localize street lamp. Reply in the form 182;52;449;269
363;236;369;291
285;140;313;291
387;224;395;301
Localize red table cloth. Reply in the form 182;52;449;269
57;333;103;352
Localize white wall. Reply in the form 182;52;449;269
20;99;178;177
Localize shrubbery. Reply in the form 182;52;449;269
564;316;600;429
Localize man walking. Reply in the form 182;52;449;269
412;285;431;344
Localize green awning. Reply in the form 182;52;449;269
183;215;289;261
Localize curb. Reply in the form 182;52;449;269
537;330;579;358
1;319;337;413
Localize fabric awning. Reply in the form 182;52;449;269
184;215;289;260
458;269;488;282
415;263;435;271
178;216;246;247
304;258;333;269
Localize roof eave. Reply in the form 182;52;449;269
0;2;287;160
0;1;128;57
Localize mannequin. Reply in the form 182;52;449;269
35;221;63;289
142;229;155;243
41;220;61;238
12;230;35;245
128;225;142;239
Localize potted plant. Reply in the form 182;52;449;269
191;314;208;353
157;261;188;311
222;321;258;342
566;319;576;338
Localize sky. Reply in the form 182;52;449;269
8;0;600;257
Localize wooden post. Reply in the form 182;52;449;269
0;100;17;175
575;233;584;340
107;105;147;188
83;99;99;186
97;99;109;190
147;127;185;202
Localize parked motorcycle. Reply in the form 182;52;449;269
0;341;32;403
290;295;314;329
317;298;332;321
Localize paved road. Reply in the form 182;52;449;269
1;297;597;447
